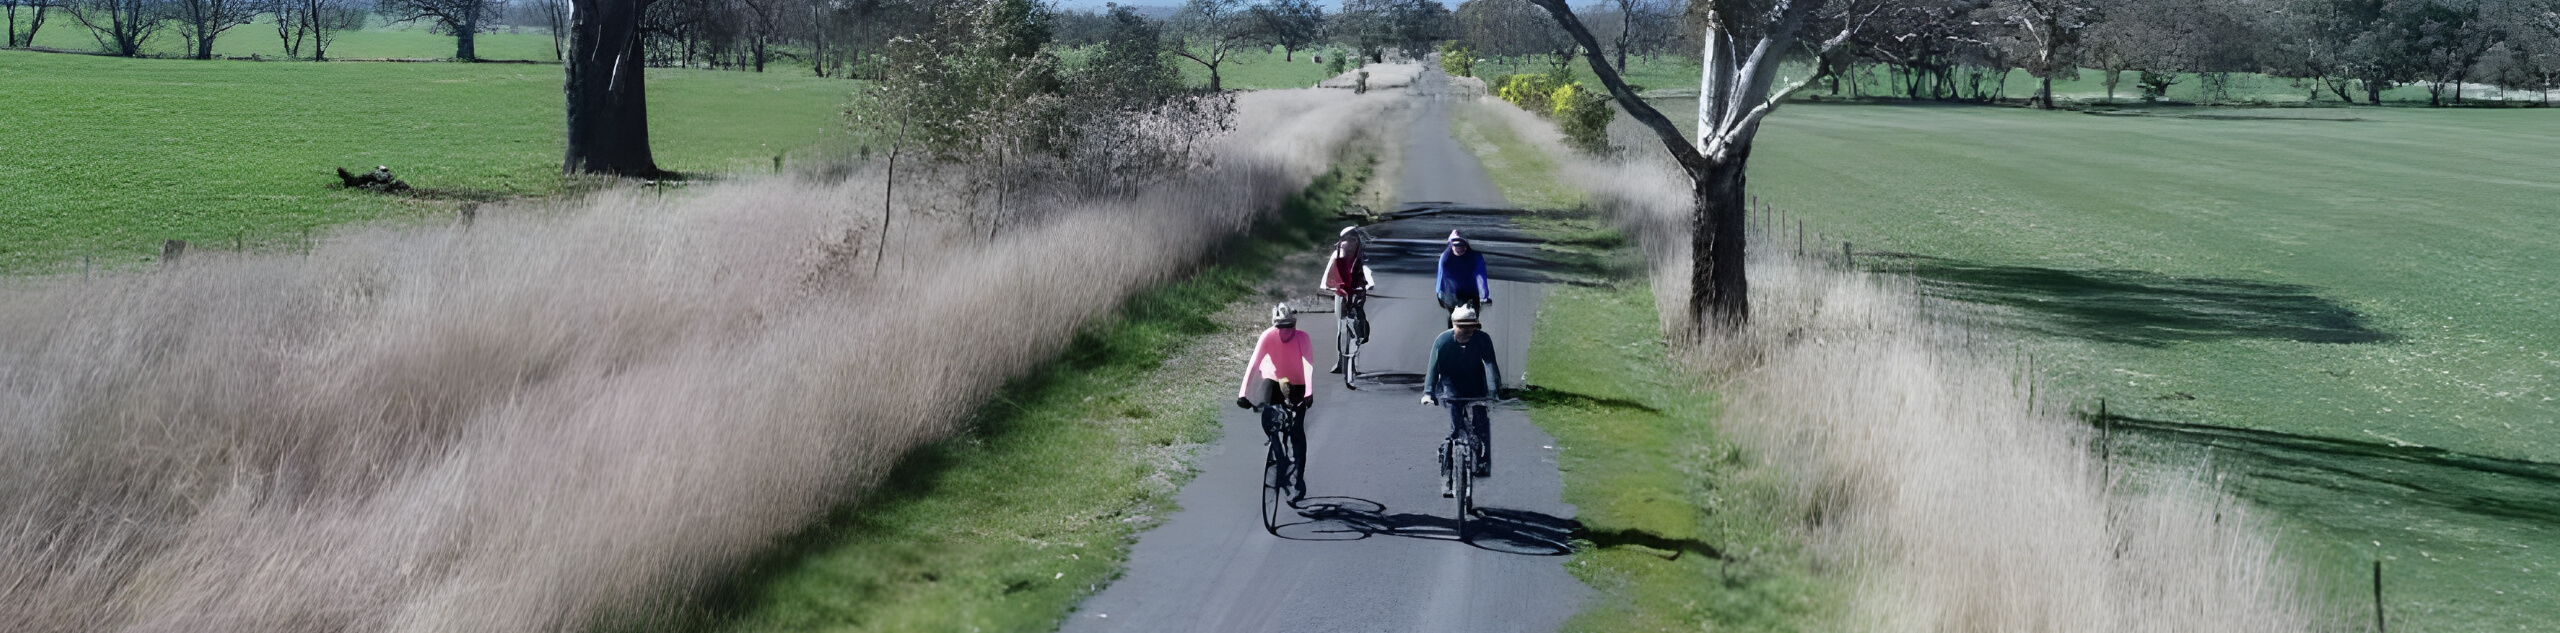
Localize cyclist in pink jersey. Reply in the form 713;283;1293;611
1238;304;1316;502
1237;303;1316;412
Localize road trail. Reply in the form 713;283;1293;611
1061;69;1589;632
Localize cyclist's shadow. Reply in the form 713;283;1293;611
1273;496;1577;556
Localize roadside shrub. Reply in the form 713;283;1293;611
1495;72;1563;113
1325;50;1348;76
1494;69;1613;155
1550;83;1615;155
1438;41;1475;77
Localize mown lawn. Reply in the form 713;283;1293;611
0;50;852;272
1175;46;1339;91
1738;101;2560;632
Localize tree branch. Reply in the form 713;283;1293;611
1525;0;1708;178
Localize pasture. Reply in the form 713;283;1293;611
0;50;852;272
1736;102;2560;631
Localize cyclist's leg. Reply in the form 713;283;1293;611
1259;379;1284;439
1329;295;1350;373
1284;385;1310;497
1348;295;1369;343
1470;402;1492;476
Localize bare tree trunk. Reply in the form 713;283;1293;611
1691;151;1750;331
454;1;478;60
563;0;659;177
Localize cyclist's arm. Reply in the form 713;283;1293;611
1474;256;1492;302
1360;265;1375;291
1321;256;1343;294
1479;335;1504;395
1423;337;1446;398
1239;332;1270;399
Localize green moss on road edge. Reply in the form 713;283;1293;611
681;159;1369;633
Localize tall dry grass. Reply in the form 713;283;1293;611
0;88;1409;633
1486;96;2331;631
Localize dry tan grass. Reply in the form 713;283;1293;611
0;88;1410;633
1498;101;2332;632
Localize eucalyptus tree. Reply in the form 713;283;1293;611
1976;0;2099;108
377;0;497;60
170;0;256;58
5;0;55;47
1338;0;1449;60
1454;0;1569;65
1527;0;1889;331
1171;0;1253;90
1248;0;1324;60
65;0;168;56
268;0;363;58
564;0;659;176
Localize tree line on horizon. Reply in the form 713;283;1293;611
1453;0;2559;107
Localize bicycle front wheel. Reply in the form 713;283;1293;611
1451;439;1475;539
1262;441;1287;534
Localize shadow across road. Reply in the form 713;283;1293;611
1275;496;1578;556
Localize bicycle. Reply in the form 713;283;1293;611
1335;292;1370;391
1433;396;1493;538
1258;397;1309;534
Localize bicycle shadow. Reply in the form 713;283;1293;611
1273;496;1577;556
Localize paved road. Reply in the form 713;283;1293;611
1060;69;1590;633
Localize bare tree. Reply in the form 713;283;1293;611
1172;0;1253;90
378;0;497;60
1339;0;1448;61
6;0;57;47
1455;0;1569;65
170;0;256;57
1248;0;1323;60
1527;0;1881;330
564;0;660;176
1976;0;2097;108
66;0;169;56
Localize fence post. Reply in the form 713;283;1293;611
2099;398;2112;485
160;240;186;265
1843;241;1853;267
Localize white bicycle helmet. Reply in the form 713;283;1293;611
1271;303;1298;326
1450;304;1480;324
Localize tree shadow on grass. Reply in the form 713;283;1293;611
1866;253;2393;347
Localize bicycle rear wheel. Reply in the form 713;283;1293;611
1338;315;1360;390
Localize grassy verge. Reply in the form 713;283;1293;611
685;157;1369;633
1447;101;1583;211
1516;213;1840;633
0;50;852;272
1448;85;1838;631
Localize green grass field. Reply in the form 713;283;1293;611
0;50;852;272
1174;46;1339;90
1730;102;2560;632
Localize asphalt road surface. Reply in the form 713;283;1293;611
1060;69;1590;633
